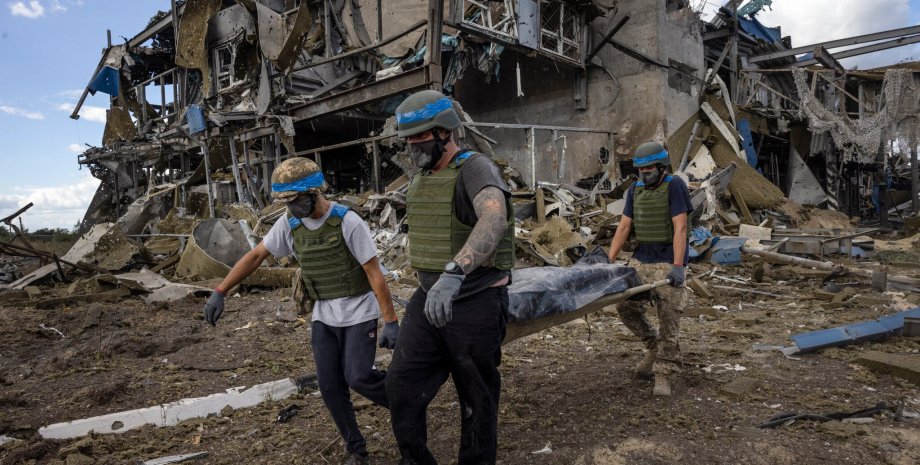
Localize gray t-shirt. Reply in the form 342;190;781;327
262;202;380;327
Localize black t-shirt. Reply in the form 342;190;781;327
623;175;694;265
417;151;512;298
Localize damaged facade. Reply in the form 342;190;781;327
69;0;917;234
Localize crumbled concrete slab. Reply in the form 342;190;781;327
851;295;892;307
685;306;719;318
831;287;858;304
856;351;920;385
688;278;713;300
38;378;300;439
714;329;761;339
142;451;209;465
720;377;761;398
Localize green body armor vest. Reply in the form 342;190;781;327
633;177;674;244
290;205;372;300
406;152;516;272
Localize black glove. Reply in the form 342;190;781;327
666;265;686;288
424;273;464;327
203;290;226;326
379;320;400;349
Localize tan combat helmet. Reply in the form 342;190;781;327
270;157;327;203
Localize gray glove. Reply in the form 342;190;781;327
666;265;685;288
203;290;226;326
424;273;464;327
379;320;400;349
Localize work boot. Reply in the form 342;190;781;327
652;375;672;397
341;452;369;465
635;339;657;379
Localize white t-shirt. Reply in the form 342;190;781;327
261;202;380;327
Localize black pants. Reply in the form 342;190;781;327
311;319;389;455
386;286;508;465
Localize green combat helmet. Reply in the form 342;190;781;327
270;157;327;203
632;141;670;168
395;90;462;137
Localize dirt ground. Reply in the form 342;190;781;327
2;259;920;465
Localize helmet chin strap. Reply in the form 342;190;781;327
432;130;448;156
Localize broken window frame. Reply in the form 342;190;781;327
450;0;587;67
134;67;180;127
538;0;582;62
210;33;251;95
459;0;519;40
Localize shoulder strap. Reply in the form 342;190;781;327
329;203;350;219
287;213;302;230
451;150;478;169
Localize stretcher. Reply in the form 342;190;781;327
504;252;672;344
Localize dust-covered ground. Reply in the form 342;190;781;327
2;260;920;465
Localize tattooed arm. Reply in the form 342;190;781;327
453;186;508;274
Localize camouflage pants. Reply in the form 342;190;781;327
616;262;686;375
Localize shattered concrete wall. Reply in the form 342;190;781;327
453;0;703;186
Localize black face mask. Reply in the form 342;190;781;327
408;131;447;170
288;193;316;218
640;167;661;187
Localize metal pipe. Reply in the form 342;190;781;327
678;120;701;172
912;146;919;215
372;141;381;193
464;121;613;134
228;138;248;204
529;127;536;188
201;142;215;218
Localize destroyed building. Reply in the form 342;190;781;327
65;0;918;233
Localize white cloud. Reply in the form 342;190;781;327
701;1;918;69
56;102;107;123
0;105;45;120
67;143;84;154
58;89;85;98
8;1;45;18
756;0;916;69
0;173;100;230
49;0;65;12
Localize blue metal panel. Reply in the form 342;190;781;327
89;66;120;96
792;307;920;353
736;119;758;167
709;237;745;265
791;328;852;353
186;105;206;134
737;16;782;44
845;321;892;342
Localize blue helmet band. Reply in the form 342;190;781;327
633;149;669;166
272;171;325;193
396;97;453;124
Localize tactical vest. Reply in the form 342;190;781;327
633;176;674;244
290;204;372;300
406;151;516;272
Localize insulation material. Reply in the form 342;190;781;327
683;145;717;181
668;106;784;210
256;2;313;74
102;106;138;146
786;146;828;206
355;0;428;57
187;137;233;186
176;0;222;97
206;4;257;45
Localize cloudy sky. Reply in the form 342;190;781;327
0;0;918;229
